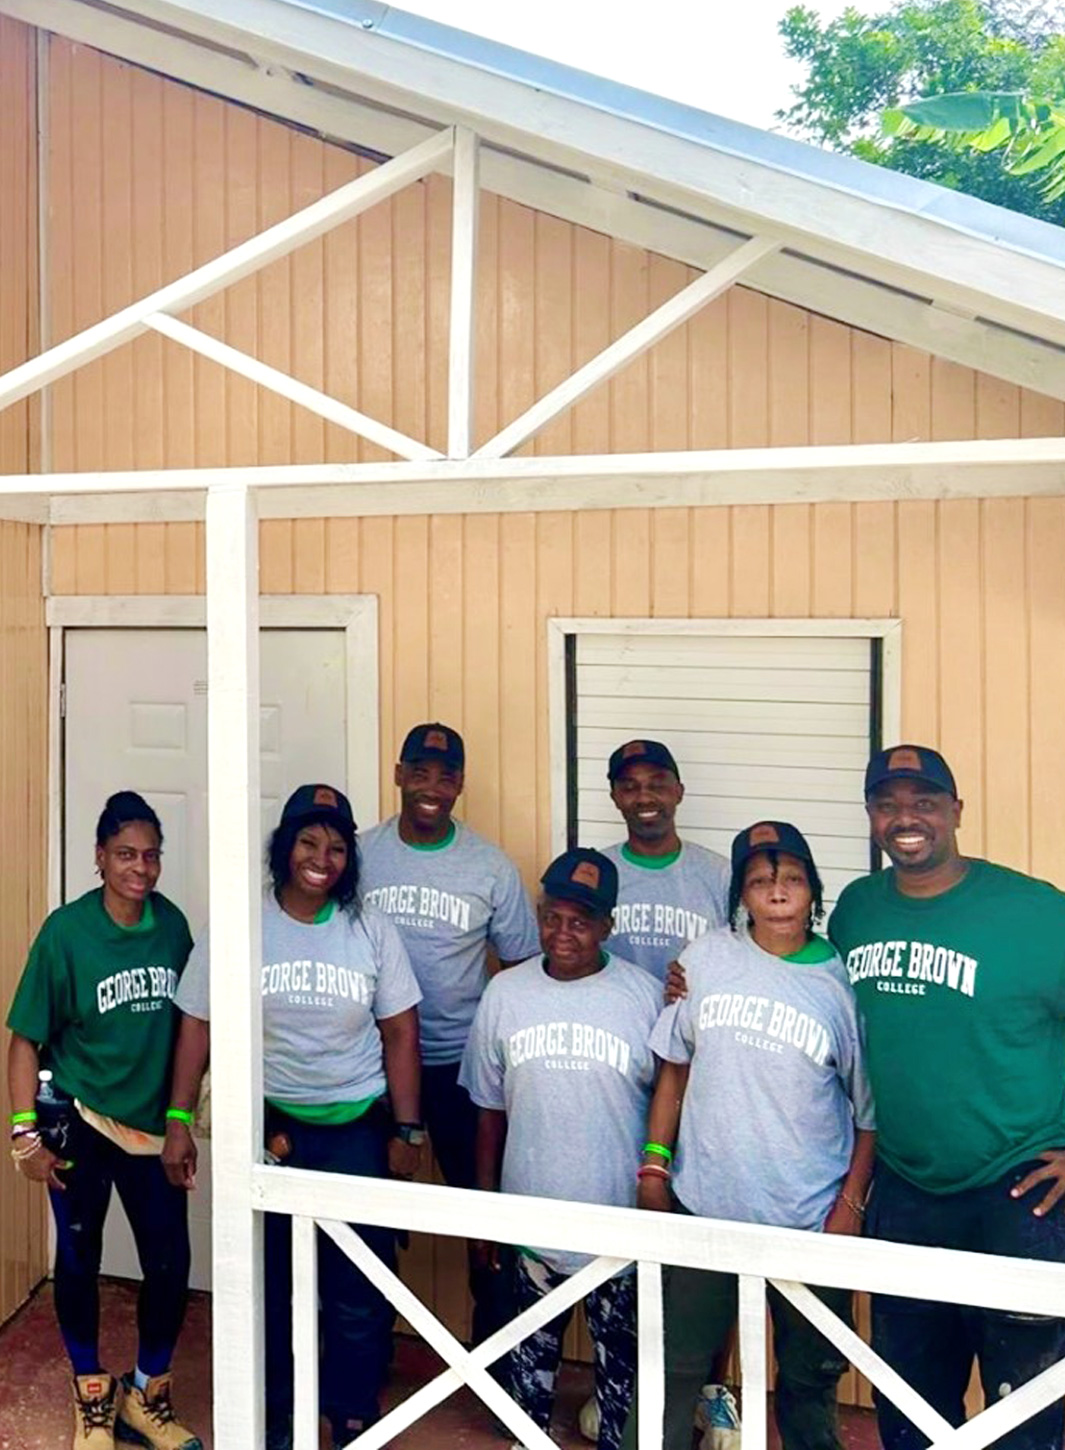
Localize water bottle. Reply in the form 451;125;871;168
35;1069;72;1157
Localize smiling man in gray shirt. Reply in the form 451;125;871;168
359;722;539;1344
603;740;730;981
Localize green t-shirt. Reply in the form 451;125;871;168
6;887;194;1135
829;859;1065;1193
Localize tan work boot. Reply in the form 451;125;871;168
73;1373;121;1449
115;1373;202;1450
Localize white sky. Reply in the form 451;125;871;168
395;0;856;131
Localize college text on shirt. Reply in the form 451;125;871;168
697;991;831;1063
363;884;472;932
614;901;708;949
261;958;372;1007
96;966;179;1015
844;939;978;998
507;1020;634;1076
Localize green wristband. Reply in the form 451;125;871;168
643;1141;673;1163
10;1111;37;1126
166;1107;194;1126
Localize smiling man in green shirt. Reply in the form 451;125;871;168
829;743;1065;1450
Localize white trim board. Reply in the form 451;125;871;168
547;615;902;857
46;595;381;896
7;435;1065;528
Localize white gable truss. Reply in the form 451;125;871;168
0;0;1063;530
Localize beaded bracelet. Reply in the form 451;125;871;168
642;1141;673;1163
166;1107;195;1126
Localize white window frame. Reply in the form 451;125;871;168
547;616;902;857
44;593;379;911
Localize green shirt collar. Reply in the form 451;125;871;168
621;842;681;871
404;820;457;852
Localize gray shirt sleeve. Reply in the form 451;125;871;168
487;862;540;964
834;985;876;1131
364;907;423;1021
458;987;506;1110
174;929;211;1021
649;999;694;1064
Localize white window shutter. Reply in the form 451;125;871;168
573;632;876;910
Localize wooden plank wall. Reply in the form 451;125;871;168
37;34;1065;1385
0;16;48;1328
50;497;1065;889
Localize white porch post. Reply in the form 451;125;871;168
636;1259;665;1450
206;481;264;1449
739;1274;768;1450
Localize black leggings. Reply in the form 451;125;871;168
48;1113;190;1376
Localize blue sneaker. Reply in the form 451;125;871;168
697;1384;741;1450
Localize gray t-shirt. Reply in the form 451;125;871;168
175;896;421;1104
359;818;539;1066
654;927;875;1231
603;841;731;981
459;952;661;1275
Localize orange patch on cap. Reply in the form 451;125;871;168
621;741;646;759
313;787;338;808
887;746;924;773
571;861;601;890
748;823;780;847
424;728;449;751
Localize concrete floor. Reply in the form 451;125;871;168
0;1279;880;1450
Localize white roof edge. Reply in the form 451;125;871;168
298;0;1064;270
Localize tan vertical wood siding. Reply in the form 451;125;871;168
0;16;48;1328
50;495;1065;887
0;523;48;1327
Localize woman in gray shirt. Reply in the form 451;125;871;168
163;784;423;1450
626;821;875;1450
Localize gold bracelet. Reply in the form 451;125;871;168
840;1191;866;1219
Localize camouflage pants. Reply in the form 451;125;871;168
508;1252;637;1450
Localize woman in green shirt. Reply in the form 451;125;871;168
6;790;199;1450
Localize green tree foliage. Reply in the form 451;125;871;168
778;0;1065;221
884;91;1065;203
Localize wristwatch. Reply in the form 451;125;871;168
392;1122;427;1147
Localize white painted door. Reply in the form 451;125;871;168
63;627;348;1289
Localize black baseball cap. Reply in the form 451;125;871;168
731;821;816;880
864;744;957;799
279;783;356;835
607;739;681;784
540;848;619;917
399;722;465;771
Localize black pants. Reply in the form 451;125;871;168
49;1113;190;1377
867;1159;1065;1450
422;1060;515;1345
264;1107;397;1437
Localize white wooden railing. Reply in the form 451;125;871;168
252;1165;1065;1450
